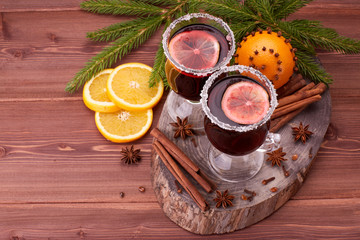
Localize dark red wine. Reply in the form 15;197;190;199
166;24;230;101
204;75;270;156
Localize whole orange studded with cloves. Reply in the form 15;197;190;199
235;28;297;89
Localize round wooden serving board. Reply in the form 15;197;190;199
150;89;331;235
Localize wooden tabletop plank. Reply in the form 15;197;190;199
0;0;82;12
0;199;359;239
0;11;161;99
0;96;359;203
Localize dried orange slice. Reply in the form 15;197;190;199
169;30;220;70
221;81;270;125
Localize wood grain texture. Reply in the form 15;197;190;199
0;11;161;99
0;200;359;239
0;0;359;238
0;0;82;12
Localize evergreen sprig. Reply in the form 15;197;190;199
66;0;360;93
148;19;171;88
87;18;145;42
80;0;164;17
271;0;312;20
65;15;163;92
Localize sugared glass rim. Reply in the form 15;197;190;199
162;13;236;77
200;65;278;132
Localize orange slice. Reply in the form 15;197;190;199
169;30;220;70
95;109;153;143
83;69;120;112
221;81;270;125
107;63;163;111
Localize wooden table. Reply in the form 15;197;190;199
1;1;359;239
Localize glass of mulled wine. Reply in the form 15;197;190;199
200;65;280;182
162;13;235;128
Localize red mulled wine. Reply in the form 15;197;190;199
204;75;271;156
166;24;230;101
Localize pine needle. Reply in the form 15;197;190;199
230;21;257;41
198;0;256;22
272;0;313;20
137;0;179;5
295;50;333;84
87;18;145;42
149;19;171;88
81;0;164;17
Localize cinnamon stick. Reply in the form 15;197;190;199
276;74;305;97
277;87;324;108
313;82;327;92
150;128;199;173
278;78;307;98
153;140;209;211
151;128;214;193
270;82;328;132
270;106;306;132
271;94;321;119
298;82;315;92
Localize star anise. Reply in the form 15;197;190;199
170;116;194;140
213;190;235;209
292;122;313;144
120;145;141;164
266;147;287;167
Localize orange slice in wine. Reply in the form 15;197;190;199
221;81;270;125
168;30;220;70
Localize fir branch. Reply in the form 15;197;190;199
184;0;201;14
277;20;317;54
295;50;332;84
297;25;360;54
149;42;167;88
137;0;179;5
87;18;144;42
230;21;258;41
245;0;276;23
81;0;164;17
272;0;313;20
198;0;257;22
149;20;171;88
279;20;360;54
66;16;163;93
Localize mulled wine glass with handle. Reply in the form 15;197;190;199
162;13;235;129
200;65;280;182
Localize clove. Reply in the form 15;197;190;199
244;189;256;196
262;177;275;185
282;165;290;177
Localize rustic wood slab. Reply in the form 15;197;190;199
151;88;331;235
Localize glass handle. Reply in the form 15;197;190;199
257;132;281;153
